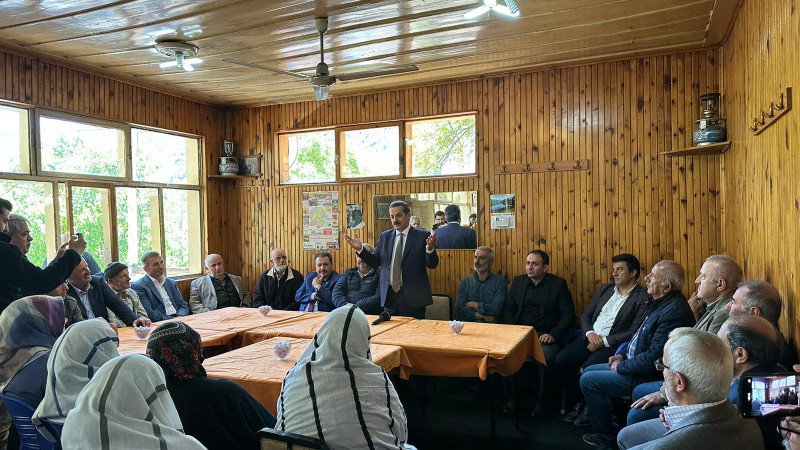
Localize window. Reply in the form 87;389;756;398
280;130;335;184
406;115;476;177
339;125;400;179
0;104;30;174
38;113;127;178
277;114;475;184
0;105;204;278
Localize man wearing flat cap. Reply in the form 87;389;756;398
104;261;151;328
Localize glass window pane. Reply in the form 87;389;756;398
0;105;30;174
132;128;200;185
0;180;54;267
163;189;202;276
70;186;113;272
116;187;160;281
39;115;125;177
407;115;476;177
340;126;400;178
280;130;335;184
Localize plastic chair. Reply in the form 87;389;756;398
0;392;59;450
258;427;328;450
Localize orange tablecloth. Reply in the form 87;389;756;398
171;307;305;346
371;320;543;379
117;326;238;355
241;313;415;345
204;337;412;415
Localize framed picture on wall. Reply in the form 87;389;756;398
377;202;390;219
239;156;261;175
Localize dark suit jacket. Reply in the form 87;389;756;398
616;290;696;379
131;275;190;321
358;226;439;309
580;283;649;349
294;271;341;312
434;222;477;249
502;273;575;342
67;276;138;326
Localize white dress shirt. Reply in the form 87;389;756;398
589;285;633;347
147;274;177;315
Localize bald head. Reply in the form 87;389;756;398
645;260;685;299
204;253;225;280
695;255;742;302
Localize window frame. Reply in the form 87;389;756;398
277;112;477;185
0;102;206;279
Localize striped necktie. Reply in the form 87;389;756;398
391;233;404;292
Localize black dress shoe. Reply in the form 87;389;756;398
564;402;584;423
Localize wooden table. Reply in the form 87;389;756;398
241;313;415;345
203;337;412;414
116;325;238;355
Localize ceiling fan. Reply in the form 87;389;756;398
464;0;520;19
224;17;418;101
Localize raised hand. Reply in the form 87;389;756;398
343;233;363;252
68;232;87;255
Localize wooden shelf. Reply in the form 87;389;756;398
661;141;730;157
208;174;260;180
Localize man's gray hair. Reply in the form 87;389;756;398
658;260;685;292
7;214;28;237
666;327;733;403
410;216;420;223
204;253;221;267
476;246;495;263
705;255;743;287
142;251;161;266
737;280;783;325
361;243;374;253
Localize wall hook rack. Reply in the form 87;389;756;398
750;87;792;135
495;159;590;175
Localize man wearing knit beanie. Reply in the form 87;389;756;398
104;262;150;328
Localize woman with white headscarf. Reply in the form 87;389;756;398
276;304;411;449
61;353;206;450
33;318;119;438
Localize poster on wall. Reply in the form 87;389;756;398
346;203;365;230
490;194;516;229
302;191;340;250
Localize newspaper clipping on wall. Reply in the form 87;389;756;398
303;191;340;250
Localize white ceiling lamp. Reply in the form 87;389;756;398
464;0;520;19
156;40;203;72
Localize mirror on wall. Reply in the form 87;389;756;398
372;191;478;250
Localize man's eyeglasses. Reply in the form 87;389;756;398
654;358;671;371
778;421;800;439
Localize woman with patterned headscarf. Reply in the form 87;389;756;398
61;353;205;449
33;318;119;439
0;295;65;406
146;321;275;450
276;304;412;449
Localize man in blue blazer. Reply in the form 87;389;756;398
131;251;190;321
295;252;341;312
434;204;477;249
344;200;438;319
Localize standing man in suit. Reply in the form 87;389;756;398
557;253;649;423
689;254;742;334
131;251;190;321
66;258;151;327
619;328;763;449
344;200;438;319
502;249;575;417
434;204;477;249
188;253;252;314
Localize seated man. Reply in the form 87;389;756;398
66;258;150;328
131;251;189;321
618;327;765;450
688;254;742;334
410;216;427;232
104;262;150;328
189;253;252;314
253;248;304;310
556;253;649;423
455;246;506;323
434;204;477;249
49;281;84;328
295;252;341;312
7;214;33;256
332;243;381;315
579;260;695;449
502;250;575;417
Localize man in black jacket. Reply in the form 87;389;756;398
66;258;150;327
502;249;575;416
252;248;304;310
0;197;86;313
556;253;649;421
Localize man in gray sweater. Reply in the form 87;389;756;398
455;246;507;322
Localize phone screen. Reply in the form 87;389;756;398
739;372;800;418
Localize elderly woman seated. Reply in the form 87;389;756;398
276;304;414;449
146;321;275;450
61;353;205;449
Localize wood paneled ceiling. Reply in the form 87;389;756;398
0;0;739;107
